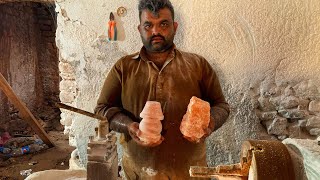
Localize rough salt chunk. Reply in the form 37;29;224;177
180;96;210;141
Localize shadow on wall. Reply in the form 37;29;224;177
113;11;126;41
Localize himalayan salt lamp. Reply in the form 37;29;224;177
138;101;164;143
180;96;210;142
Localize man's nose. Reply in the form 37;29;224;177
151;25;161;35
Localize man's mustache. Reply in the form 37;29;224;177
150;35;165;41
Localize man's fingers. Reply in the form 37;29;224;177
129;129;140;140
150;136;164;147
132;122;139;129
128;122;163;147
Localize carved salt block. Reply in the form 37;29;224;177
138;101;163;143
140;101;164;120
180;96;210;141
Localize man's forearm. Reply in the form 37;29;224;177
95;105;134;135
109;112;134;134
210;103;230;131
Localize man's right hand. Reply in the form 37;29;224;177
128;122;164;147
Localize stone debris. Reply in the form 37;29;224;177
256;81;320;140
309;128;320;136
263;117;287;135
306;116;320;128
258;111;277;121
180;96;210;142
280;96;300;109
20;169;32;177
309;100;320;112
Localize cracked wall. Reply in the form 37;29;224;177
54;0;320;168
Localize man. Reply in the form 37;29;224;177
94;0;230;179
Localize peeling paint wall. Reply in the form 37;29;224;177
54;0;320;168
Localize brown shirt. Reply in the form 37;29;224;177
95;45;230;179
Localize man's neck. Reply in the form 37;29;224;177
146;50;170;62
145;45;174;68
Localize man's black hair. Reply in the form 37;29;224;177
138;0;175;21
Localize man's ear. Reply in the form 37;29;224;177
173;22;178;33
138;24;142;33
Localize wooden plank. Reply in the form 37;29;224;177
0;72;54;147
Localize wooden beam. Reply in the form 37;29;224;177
0;72;54;147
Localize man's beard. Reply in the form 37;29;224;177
141;34;174;52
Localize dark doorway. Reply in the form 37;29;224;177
0;2;61;135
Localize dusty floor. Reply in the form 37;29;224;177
0;131;74;180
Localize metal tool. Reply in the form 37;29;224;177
55;102;109;139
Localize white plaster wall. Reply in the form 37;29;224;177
55;0;320;167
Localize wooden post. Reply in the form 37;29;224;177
0;72;54;147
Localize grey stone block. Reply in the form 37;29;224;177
280;96;300;109
264;117;288;135
278;109;309;119
258;96;276;111
284;86;295;96
270;96;281;108
298;99;310;110
309;128;320;136
306;116;320;130
309;100;320;113
298;120;307;128
288;123;301;138
258;111;278;121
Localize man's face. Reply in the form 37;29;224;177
138;8;178;52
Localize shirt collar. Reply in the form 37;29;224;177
132;44;176;61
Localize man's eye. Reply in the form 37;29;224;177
161;23;169;27
144;25;151;29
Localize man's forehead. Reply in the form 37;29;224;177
140;8;173;22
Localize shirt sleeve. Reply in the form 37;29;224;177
200;58;230;132
94;61;123;120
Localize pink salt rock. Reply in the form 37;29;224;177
138;101;163;143
140;101;164;120
180;96;210;141
139;118;162;135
